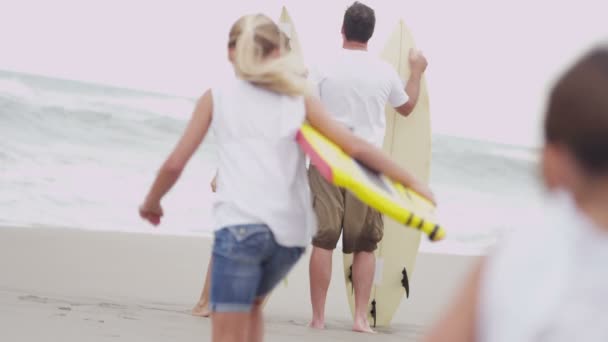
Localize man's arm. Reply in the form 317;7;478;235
305;63;325;99
395;49;428;117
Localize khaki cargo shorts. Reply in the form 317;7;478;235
308;166;383;254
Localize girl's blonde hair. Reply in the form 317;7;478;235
228;14;310;96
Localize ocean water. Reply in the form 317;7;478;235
0;70;544;255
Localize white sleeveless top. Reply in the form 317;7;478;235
478;192;608;341
210;79;317;247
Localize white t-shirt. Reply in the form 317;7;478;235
478;191;608;341
210;79;317;247
311;49;409;147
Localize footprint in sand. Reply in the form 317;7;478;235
98;302;127;310
18;295;49;304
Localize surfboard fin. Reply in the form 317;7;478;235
370;299;377;328
401;267;410;298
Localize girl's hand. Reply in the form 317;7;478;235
139;200;164;226
412;182;436;206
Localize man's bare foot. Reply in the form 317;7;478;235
191;302;210;317
352;318;375;333
308;319;325;329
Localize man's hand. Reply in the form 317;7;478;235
409;49;428;76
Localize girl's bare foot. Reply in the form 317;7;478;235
191;302;210;317
308;319;325;329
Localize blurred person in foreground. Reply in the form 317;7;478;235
425;45;608;342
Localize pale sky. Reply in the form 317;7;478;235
1;0;606;147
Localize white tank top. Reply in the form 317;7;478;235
478;192;608;341
210;79;317;247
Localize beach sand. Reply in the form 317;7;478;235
0;288;426;341
0;227;479;341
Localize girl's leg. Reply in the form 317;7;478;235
212;312;250;342
211;225;270;342
250;245;305;341
248;297;266;342
192;257;212;317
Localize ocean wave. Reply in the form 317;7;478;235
0;77;38;102
0;71;194;127
0;94;189;146
0;70;541;254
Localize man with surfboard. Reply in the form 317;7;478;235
308;1;431;333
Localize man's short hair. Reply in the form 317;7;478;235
342;2;376;43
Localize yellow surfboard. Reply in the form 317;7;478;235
341;20;434;327
297;124;443;240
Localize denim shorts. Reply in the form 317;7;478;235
210;224;305;313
